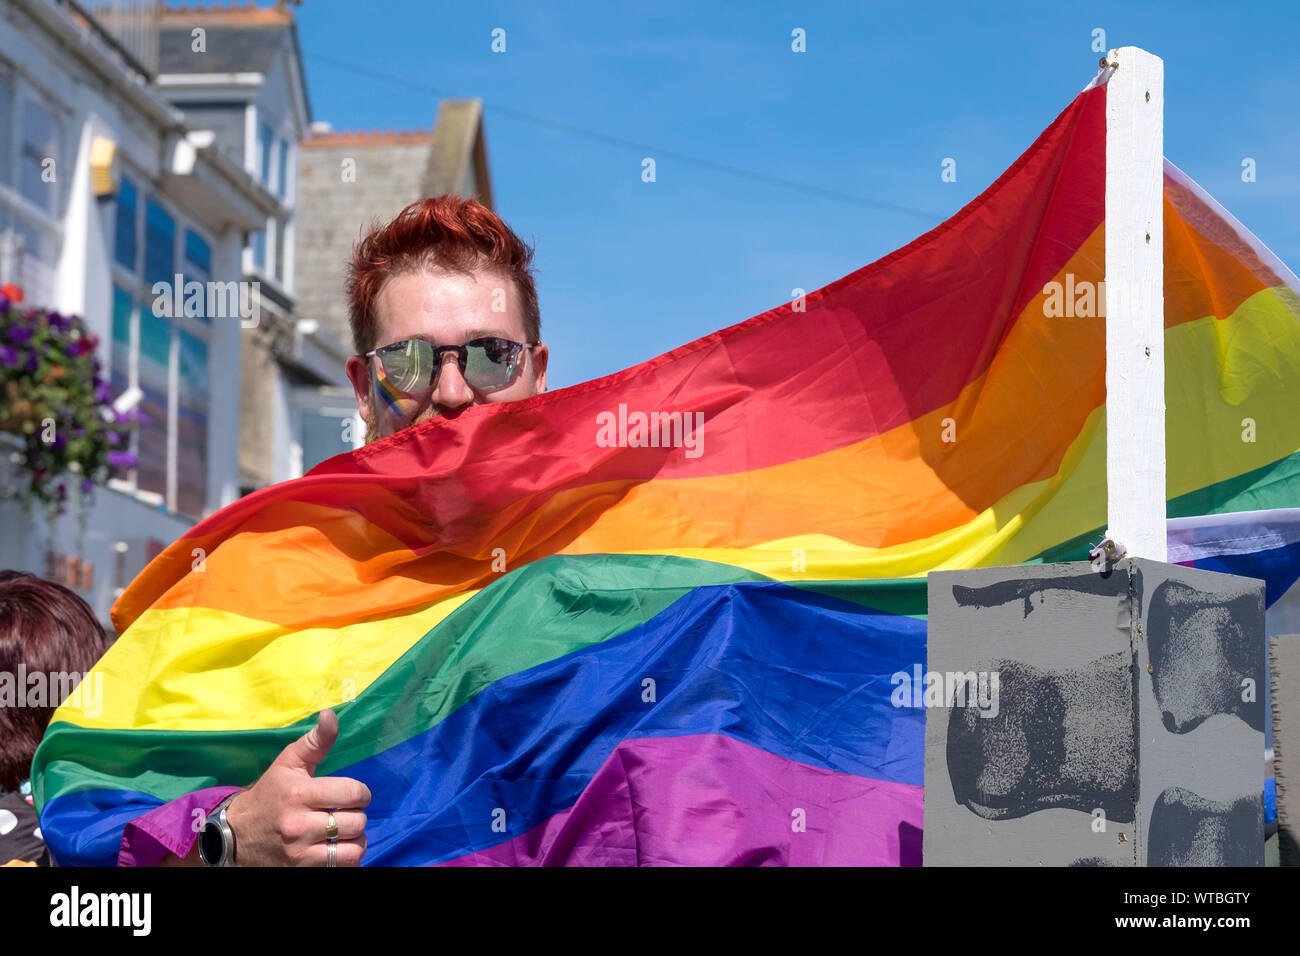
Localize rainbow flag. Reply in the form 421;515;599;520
33;74;1300;866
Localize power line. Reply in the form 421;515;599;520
302;50;946;225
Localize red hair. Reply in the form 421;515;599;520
346;195;540;356
0;571;109;791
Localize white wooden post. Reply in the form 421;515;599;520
1104;46;1166;561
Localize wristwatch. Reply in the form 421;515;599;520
198;793;240;867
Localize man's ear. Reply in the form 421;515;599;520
530;342;549;394
346;354;373;420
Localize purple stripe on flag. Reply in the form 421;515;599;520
118;786;240;866
439;733;923;866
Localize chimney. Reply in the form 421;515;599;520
87;0;160;76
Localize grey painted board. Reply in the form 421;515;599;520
925;559;1264;866
1271;634;1300;866
1136;563;1263;866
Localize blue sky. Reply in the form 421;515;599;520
292;1;1299;389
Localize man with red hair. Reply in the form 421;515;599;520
344;195;548;443
137;195;549;866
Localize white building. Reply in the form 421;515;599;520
0;0;275;627
149;0;357;493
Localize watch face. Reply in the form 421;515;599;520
199;819;225;865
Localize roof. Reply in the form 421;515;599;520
160;1;295;27
155;2;312;121
300;129;434;148
300;101;489;203
158;24;285;74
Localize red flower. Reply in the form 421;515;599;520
0;283;23;303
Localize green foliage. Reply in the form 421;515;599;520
0;288;135;516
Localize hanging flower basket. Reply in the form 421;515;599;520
0;284;135;516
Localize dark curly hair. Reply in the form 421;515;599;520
0;571;108;790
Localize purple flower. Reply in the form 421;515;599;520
115;407;150;426
24;353;36;373
107;450;137;469
47;312;67;332
0;345;17;368
107;430;122;446
81;478;94;494
8;325;32;344
73;426;85;438
94;381;113;404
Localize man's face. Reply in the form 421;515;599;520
345;265;548;443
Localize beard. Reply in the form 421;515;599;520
362;365;542;445
363;400;451;445
362;401;380;445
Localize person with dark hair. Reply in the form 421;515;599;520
95;195;549;867
0;571;109;866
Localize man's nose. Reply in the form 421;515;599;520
431;349;474;410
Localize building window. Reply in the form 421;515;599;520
0;83;64;307
292;387;364;476
185;228;211;280
115;177;138;270
20;100;58;213
176;330;209;517
0;72;11;190
277;138;289;199
109;186;212;518
144;197;175;286
184;228;212;316
250;227;266;271
299;412;349;472
111;284;132;355
274;218;286;284
109;284;136;485
259;122;274;188
136;301;172;501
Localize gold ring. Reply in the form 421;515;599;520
326;841;337;867
325;811;339;841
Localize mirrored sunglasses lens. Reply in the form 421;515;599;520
465;340;516;387
380;339;434;392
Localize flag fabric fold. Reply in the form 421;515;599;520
33;74;1300;866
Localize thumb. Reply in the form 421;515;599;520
273;709;339;775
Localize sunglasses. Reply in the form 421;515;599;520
362;336;536;394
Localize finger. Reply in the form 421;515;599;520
311;835;367;868
299;775;372;810
271;710;339;776
309;809;368;843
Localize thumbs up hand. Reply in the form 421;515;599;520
225;710;371;866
